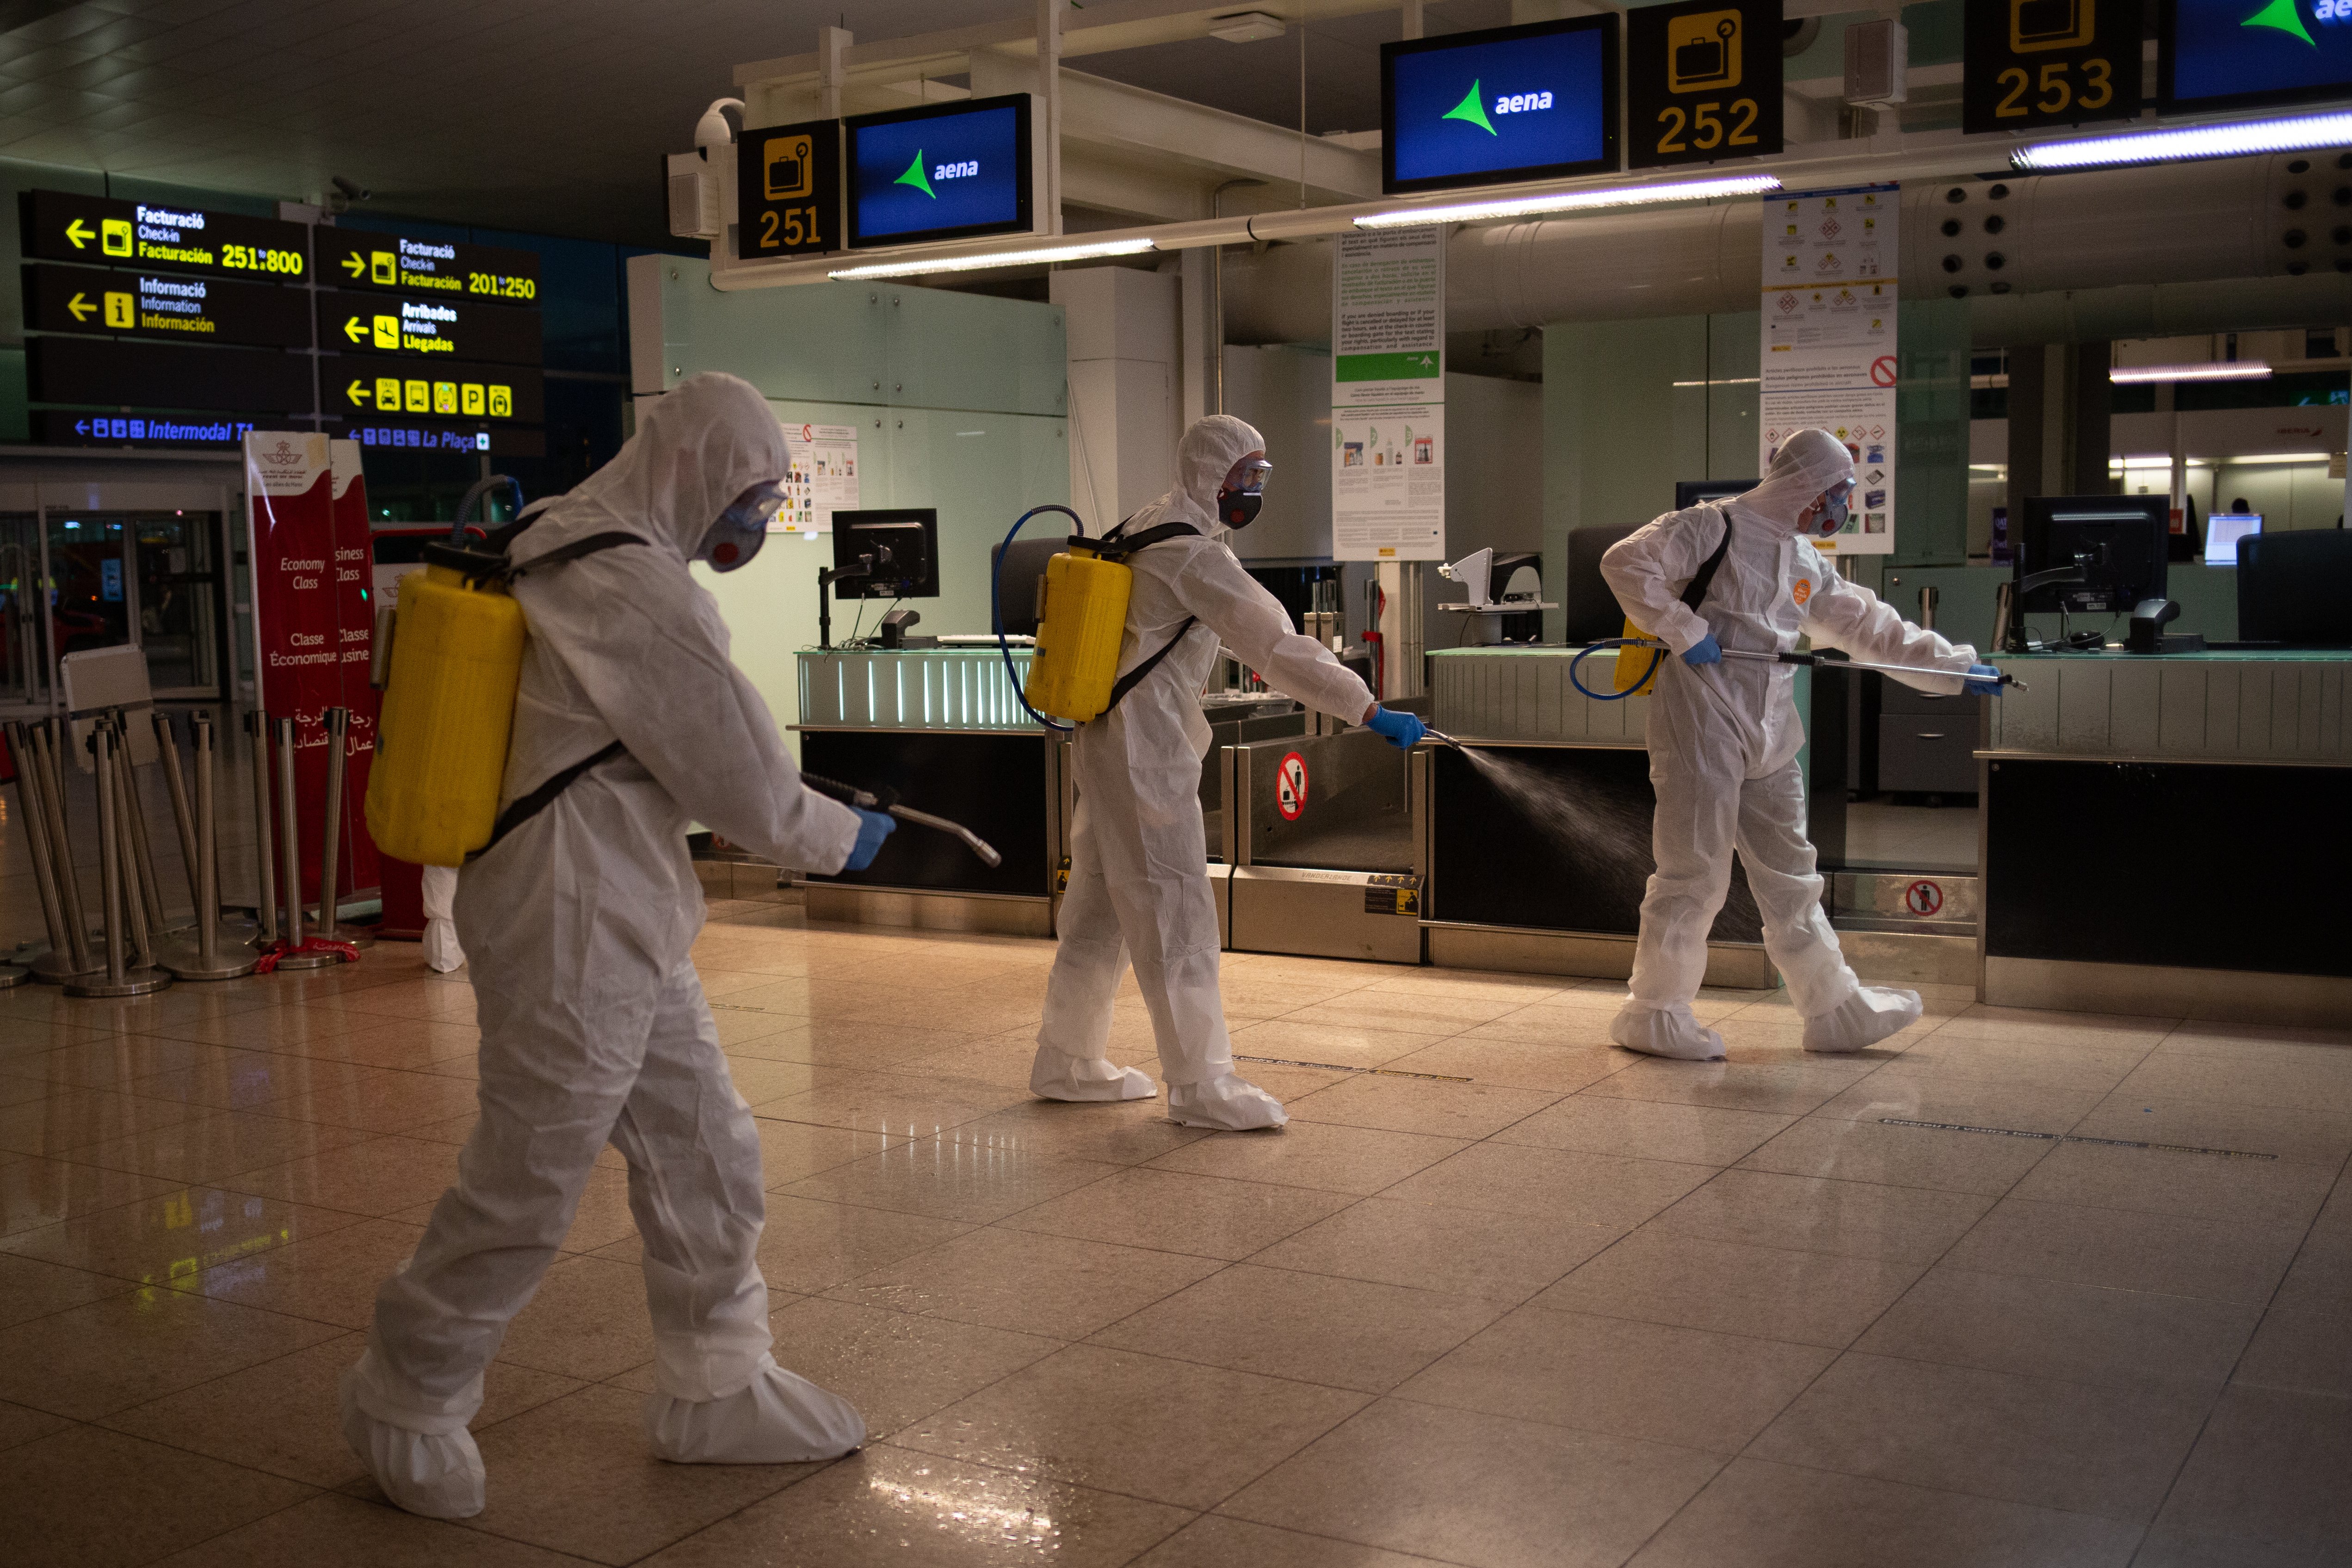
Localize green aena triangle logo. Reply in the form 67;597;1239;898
1444;80;1497;135
2243;0;2317;44
896;151;937;198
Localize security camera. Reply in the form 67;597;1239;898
331;175;371;202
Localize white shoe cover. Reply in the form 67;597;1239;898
1609;1004;1727;1062
1165;1073;1287;1130
1030;1045;1155;1103
339;1363;485;1519
645;1355;865;1464
1802;986;1922;1053
421;917;466;974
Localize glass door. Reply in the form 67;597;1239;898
38;507;228;703
44;510;132;665
0;512;44;715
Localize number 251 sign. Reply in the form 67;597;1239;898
1963;0;2142;133
1627;0;1784;169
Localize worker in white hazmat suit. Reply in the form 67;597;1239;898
419;863;464;973
1599;427;2004;1061
1030;414;1425;1130
342;374;894;1519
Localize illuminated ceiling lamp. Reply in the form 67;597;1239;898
2013;109;2352;171
827;236;1156;280
2108;362;2273;383
1355;172;1782;229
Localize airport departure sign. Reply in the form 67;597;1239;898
1381;16;1620;194
1964;0;2144;130
333;359;544;423
739;117;841;259
319;294;543;364
25;263;312;348
1627;1;1784;168
21;190;308;279
314;227;540;302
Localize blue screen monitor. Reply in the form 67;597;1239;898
2161;0;2352;108
846;95;1032;247
1382;16;1620;194
2204;512;2262;564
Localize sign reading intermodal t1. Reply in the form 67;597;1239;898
20;189;309;280
317;293;542;364
331;359;544;423
1626;0;1784;169
314;227;539;303
25;262;311;348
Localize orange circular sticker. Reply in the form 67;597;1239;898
1792;580;1812;607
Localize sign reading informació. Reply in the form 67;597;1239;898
1332;228;1446;563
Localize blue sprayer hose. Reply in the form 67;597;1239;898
1567;637;1669;702
994;504;1086;733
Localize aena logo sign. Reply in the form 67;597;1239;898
894;151;981;198
2242;0;2347;41
1442;79;1555;135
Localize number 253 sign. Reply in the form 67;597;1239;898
1627;0;1784;169
1963;0;2143;133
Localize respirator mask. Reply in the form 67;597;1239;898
1217;457;1273;530
1809;480;1854;541
701;480;786;572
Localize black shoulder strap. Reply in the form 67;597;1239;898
1679;511;1734;612
468;740;628;862
1077;521;1199;561
506;531;647;579
1099;617;1199;719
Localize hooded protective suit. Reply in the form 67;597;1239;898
1599;429;1976;1061
1031;415;1376;1129
344;374;868;1519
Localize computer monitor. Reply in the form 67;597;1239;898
2203;513;2261;566
2238;530;2352;645
831;509;938;600
2018;495;2168;614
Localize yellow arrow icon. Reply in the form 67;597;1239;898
346;379;370;407
342;253;365;276
65;218;92;248
66;292;95;322
343;315;368;344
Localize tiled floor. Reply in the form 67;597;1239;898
1;904;2347;1567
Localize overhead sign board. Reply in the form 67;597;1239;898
332;359;544;423
28;336;314;413
738;118;841;259
347;420;546;458
34;410;260;448
1381;16;1620;194
1627;0;1784;168
25;262;311;348
846;94;1034;247
2161;0;2352;107
314;227;540;302
20;189;309;280
1965;0;2143;130
318;294;543;364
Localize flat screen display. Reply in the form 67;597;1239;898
2161;0;2352;107
1383;16;1619;193
2204;512;2262;564
846;96;1031;247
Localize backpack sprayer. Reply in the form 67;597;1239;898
1568;636;2029;703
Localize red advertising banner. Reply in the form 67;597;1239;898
244;431;380;917
328;439;381;901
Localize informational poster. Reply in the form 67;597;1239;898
1759;185;1899;555
1332;228;1446;561
779;420;859;535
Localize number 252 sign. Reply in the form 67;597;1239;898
1963;0;2142;133
1627;0;1784;169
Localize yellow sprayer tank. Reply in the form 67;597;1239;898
365;562;527;866
1023;548;1134;723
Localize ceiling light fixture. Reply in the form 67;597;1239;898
1355;172;1782;229
1208;11;1288;42
827;236;1156;280
2013;110;2352;171
2108;361;2272;383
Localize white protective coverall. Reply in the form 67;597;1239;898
1031;415;1377;1130
419;863;464;972
1599;428;1977;1061
344;374;867;1519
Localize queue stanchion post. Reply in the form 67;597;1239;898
65;721;168;998
160;710;257;982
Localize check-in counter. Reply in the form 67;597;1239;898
1979;649;2352;1025
1218;726;1422;964
1420;646;1777;987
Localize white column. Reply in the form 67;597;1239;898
1037;0;1063;235
817;26;851;120
1052;268;1181;528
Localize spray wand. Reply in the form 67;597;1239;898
801;772;1003;867
1569;637;2027;701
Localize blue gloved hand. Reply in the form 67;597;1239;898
1963;662;2004;697
1363;706;1427;751
1683;634;1722;666
844;807;896;870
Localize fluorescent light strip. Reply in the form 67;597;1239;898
1670;377;1761;387
2225;451;2333;463
1355;173;1782;229
2109;361;2272;384
829;236;1154;280
2015;110;2352;171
